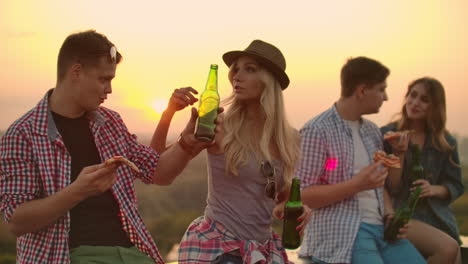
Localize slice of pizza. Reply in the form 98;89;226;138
383;130;414;141
105;156;140;173
373;150;401;168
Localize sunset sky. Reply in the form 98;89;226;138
1;0;468;138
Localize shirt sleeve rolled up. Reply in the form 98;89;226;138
0;131;40;223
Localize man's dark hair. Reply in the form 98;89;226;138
340;56;390;97
57;30;122;82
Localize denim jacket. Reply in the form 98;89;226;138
381;123;464;243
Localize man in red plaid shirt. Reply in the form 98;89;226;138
0;30;216;263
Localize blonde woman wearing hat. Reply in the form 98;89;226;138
177;40;311;264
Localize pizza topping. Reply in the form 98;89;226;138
373;150;401;168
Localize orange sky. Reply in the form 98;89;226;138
1;0;468;138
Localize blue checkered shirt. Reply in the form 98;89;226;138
296;105;384;263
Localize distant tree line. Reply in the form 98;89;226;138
0;132;467;261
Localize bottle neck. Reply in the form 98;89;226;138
410;144;422;165
410;144;424;181
205;68;218;91
288;179;301;202
408;187;422;211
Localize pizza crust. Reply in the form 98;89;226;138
105;156;140;173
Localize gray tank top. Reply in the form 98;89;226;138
204;152;284;243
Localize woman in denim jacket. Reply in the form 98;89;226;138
381;77;464;264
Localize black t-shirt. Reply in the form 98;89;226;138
51;111;133;249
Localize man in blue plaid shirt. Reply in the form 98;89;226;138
296;57;426;264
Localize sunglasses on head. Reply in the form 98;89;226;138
110;46;117;63
76;46;118;65
261;161;276;200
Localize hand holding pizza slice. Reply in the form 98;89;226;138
105;156;140;173
373;150;401;168
383;130;414;141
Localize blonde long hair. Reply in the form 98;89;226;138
222;63;300;189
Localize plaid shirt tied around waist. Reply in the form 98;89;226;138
178;216;289;264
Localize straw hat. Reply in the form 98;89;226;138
222;39;290;89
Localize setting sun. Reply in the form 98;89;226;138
151;99;168;114
1;0;467;137
1;2;468;263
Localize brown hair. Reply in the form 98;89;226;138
395;77;458;163
57;30;122;82
340;56;390;97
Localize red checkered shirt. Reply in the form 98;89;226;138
0;91;164;264
178;216;289;264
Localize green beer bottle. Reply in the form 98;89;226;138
384;187;421;242
408;143;425;183
195;64;219;142
282;177;303;249
384;144;424;242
